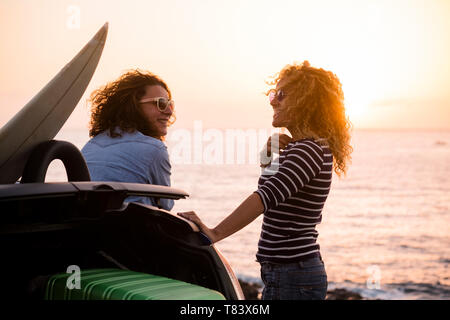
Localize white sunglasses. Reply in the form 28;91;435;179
139;97;175;113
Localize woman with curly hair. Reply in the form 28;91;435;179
178;61;352;300
81;69;176;210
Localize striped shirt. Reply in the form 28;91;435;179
255;138;333;264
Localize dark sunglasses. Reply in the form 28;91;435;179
268;89;286;103
139;97;175;113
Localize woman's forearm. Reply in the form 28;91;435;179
211;192;264;242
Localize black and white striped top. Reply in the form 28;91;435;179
255;138;333;264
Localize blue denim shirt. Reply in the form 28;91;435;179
81;128;174;211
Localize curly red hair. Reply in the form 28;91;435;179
267;61;353;176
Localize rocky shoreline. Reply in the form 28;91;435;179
238;279;364;300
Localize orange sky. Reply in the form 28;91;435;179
0;0;449;130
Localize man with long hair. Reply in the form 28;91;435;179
81;69;176;210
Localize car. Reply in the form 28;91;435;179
0;23;244;301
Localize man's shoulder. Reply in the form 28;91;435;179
109;130;167;150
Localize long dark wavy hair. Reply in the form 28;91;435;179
88;69;176;140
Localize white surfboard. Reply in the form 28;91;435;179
0;23;108;184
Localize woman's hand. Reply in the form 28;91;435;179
178;193;264;244
177;211;218;243
267;133;294;153
260;133;293;167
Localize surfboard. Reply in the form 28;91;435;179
0;23;108;184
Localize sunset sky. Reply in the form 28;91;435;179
0;0;449;131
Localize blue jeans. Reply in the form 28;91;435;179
260;256;328;300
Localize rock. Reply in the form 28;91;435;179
238;279;262;300
238;279;364;300
326;288;363;300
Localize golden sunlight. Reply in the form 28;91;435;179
0;0;449;130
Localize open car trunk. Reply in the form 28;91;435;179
0;182;243;300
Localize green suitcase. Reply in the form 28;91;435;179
45;268;226;300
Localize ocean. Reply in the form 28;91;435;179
49;128;450;300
